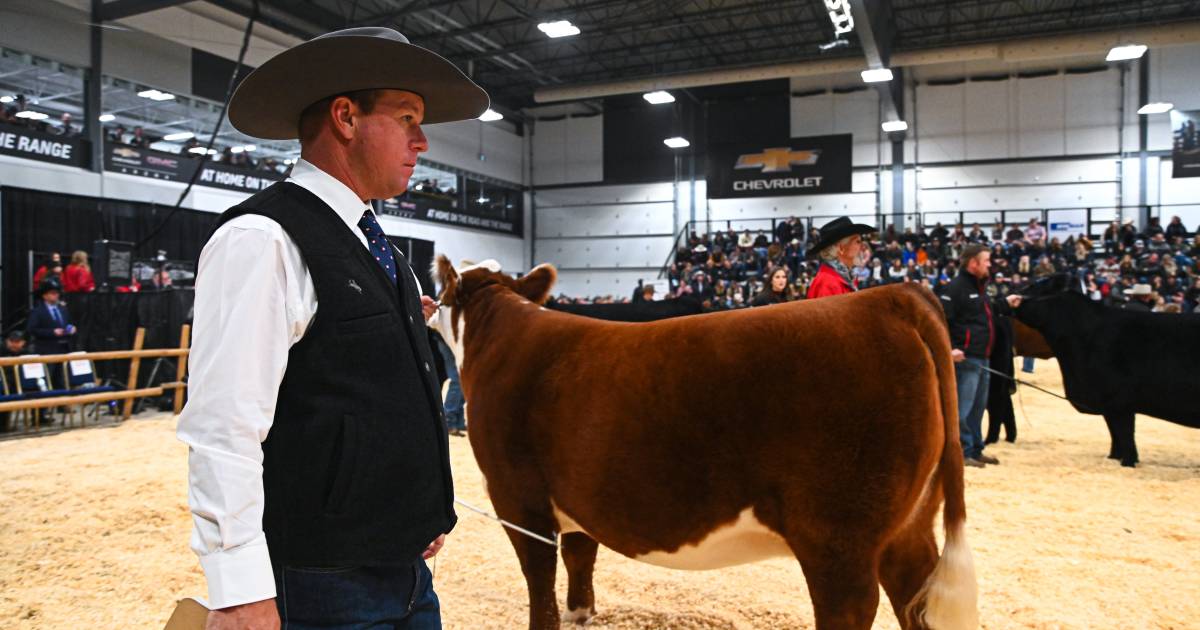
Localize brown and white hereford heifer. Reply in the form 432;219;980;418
432;257;977;630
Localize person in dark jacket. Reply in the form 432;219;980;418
939;244;1022;467
751;267;796;306
27;281;76;390
0;331;31;431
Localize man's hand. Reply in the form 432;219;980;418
1006;294;1023;309
422;534;446;560
205;599;279;630
421;296;438;321
951;349;966;363
53;328;64;337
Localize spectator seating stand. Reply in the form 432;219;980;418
0;325;191;433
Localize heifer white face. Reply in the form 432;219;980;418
429;257;502;371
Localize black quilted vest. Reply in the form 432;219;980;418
211;182;455;567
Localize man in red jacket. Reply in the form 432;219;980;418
806;216;875;299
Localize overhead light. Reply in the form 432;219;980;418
284;158;298;165
1106;44;1147;62
0;96;13;103
163;131;194;141
881;120;908;132
230;146;244;153
15;111;48;121
188;147;217;155
861;68;894;83
242;144;256;152
476;195;490;204
98;114;115;122
537;20;580;38
1137;102;1173;115
478;108;503;121
663;136;690;149
137;89;175;101
643;90;675;105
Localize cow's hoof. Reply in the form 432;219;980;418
1120;460;1138;468
1107;452;1120;460
562;606;595;625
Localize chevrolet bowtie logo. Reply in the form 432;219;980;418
735;147;820;173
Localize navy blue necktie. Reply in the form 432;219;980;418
357;209;397;285
50;306;63;326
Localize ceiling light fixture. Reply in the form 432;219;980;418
643;90;675;104
1106;44;1147;62
15;111;48;120
163;131;194;141
478;109;503;121
98;114;115;122
663;137;690;149
1136;102;1173;115
137;89;175;101
861;68;894;83
881;120;908;132
537;20;580;38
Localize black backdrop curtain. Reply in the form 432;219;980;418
1;186;219;328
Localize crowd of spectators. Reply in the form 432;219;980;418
663;214;1200;313
106;124;289;174
1;95;81;137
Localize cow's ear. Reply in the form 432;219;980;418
433;254;459;304
516;264;557;305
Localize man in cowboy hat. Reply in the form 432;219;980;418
178;27;488;629
806;216;875;299
1122;283;1156;312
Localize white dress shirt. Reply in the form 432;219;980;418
178;159;388;609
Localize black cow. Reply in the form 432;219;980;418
546;296;704;322
1015;274;1200;466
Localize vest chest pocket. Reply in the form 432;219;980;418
335;312;392;335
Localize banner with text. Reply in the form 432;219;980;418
1046;208;1089;241
104;145;282;193
379;194;522;236
706;134;852;199
0;122;89;168
1170;109;1200;179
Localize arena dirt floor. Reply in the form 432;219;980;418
1;359;1197;629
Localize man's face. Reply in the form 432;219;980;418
6;339;24;353
350;90;429;199
968;251;992;278
43;290;60;305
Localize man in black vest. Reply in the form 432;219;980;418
178;28;488;630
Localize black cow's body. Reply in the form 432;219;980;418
546;296;703;322
1016;279;1200;466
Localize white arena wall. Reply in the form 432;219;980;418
529;43;1200;296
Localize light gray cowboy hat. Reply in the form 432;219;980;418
229;27;489;140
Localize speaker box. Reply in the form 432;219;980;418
92;240;134;289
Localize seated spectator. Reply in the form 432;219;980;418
751;267;796;306
129;126;153;148
58;113;78;137
1024;218;1046;243
106;124;127;144
63;251;95;293
1165;216;1189;239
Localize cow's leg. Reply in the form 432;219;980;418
1102;413;1121;460
879;527;939;630
798;549;881;630
499;507;561;630
1117;414;1139;467
560;532;599;624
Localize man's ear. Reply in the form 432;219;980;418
515;264;557;305
433;254;459;304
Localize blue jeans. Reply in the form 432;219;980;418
1022;357;1035;373
435;338;466;431
955;357;990;460
275;560;440;629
